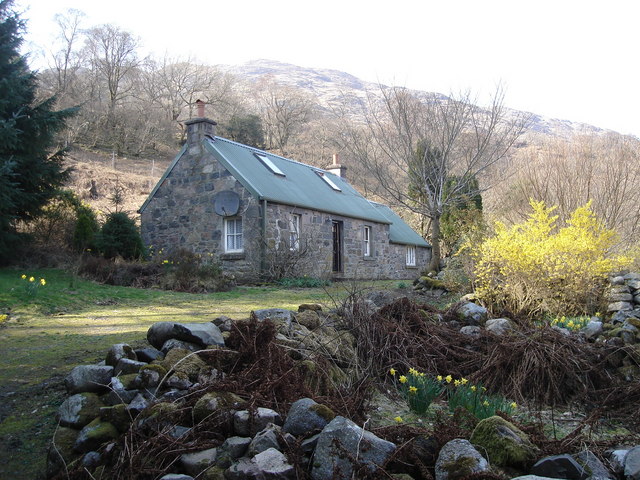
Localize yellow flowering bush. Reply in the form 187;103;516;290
470;200;630;317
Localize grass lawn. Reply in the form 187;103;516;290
0;267;402;479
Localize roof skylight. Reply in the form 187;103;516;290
315;171;342;191
254;153;285;176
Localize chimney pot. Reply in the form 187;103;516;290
196;99;205;118
332;153;339;165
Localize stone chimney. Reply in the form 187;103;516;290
325;153;347;180
184;99;217;146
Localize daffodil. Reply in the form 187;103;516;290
409;386;418;394
389;368;396;376
482;400;489;407
394;416;403;423
408;367;418;375
461;378;468;385
471;385;477;392
510;402;517;409
399;375;407;384
436;375;443;382
454;379;461;387
29;277;35;282
21;274;26;279
445;375;452;383
40;278;46;286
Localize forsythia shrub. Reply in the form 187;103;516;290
470;200;630;317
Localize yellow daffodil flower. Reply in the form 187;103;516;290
29;277;35;282
510;402;517;409
21;274;26;279
394;416;403;423
399;375;407;384
389;368;396;376
437;375;443;382
40;278;46;286
409;386;418;394
461;378;468;385
445;375;452;383
471;385;477;392
482;400;490;407
454;379;461;387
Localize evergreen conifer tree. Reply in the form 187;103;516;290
0;0;76;263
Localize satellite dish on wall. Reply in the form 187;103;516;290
214;191;240;216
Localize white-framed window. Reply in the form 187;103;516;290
224;217;243;253
289;214;301;251
406;246;416;266
363;226;371;257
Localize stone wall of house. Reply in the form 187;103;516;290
264;204;430;280
140;140;263;282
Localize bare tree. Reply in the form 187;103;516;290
346;86;528;271
49;9;86;96
254;77;315;156
84;24;141;135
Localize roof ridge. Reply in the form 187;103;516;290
212;136;336;173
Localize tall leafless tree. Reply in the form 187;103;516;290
346;86;529;271
254;77;315;156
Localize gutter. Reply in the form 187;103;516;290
261;198;267;277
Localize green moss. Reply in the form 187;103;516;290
469;416;538;468
117;373;140;389
160;348;207;380
626;317;640;328
141;363;168;376
100;404;132;432
193;392;244;423
201;465;226;479
442;456;482;480
417;276;447;289
75;418;118;452
309;403;336;422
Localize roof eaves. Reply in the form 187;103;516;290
138;143;187;213
259;197;392;224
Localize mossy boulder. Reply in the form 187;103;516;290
47;426;80;477
193;391;244;423
57;392;104;429
283;398;335;436
116;373;140;389
100;404;133;432
296;310;322;329
470;416;538;468
159;348;207;380
73;417;119;453
435;439;489;480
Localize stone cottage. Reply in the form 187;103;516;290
139;105;430;282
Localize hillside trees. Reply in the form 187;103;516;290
346;86;528;271
254;77;316;156
0;0;77;263
490;133;640;246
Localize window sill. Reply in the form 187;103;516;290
405;265;418;268
222;252;245;260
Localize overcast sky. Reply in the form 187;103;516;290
15;0;640;137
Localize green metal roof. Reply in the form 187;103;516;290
204;137;391;224
372;203;431;247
